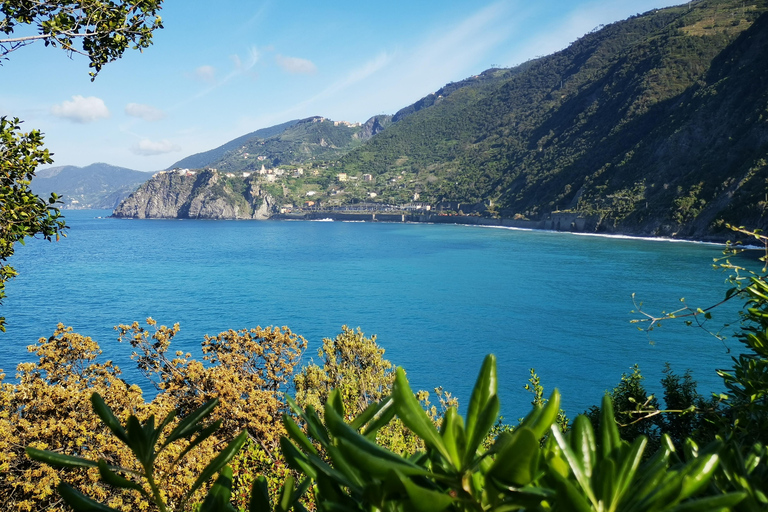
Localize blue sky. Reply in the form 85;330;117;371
1;0;681;172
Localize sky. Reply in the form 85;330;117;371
0;0;683;172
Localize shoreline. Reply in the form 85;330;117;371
107;209;755;247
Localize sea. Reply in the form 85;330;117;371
0;209;753;422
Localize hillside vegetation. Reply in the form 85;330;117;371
334;0;768;238
114;0;768;240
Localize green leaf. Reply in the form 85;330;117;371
185;430;248;502
281;436;315;476
487;426;539;487
677;453;720;500
612;435;646;506
465;354;497;444
570;415;596;478
522;390;561;439
552;427;598;506
283;414;319;455
600;395;621;459
200;465;235;512
392;367;452;464
173;420;223;465
277;475;295;512
440;407;464;470
669;492;747;512
91;393;128;445
56;482;121;512
464;395;499;468
361;397;397;439
248;476;271;512
400;474;455;512
97;459;145;495
164;398;219;447
26;447;98;470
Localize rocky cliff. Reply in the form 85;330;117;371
112;170;276;220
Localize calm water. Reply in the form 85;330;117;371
1;210;746;420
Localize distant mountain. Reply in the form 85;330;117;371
32;163;151;209
114;0;768;240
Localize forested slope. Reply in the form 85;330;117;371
336;0;768;237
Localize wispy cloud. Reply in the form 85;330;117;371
125;103;166;122
275;54;317;75
261;1;516;123
193;65;217;83
130;138;181;156
51;95;110;123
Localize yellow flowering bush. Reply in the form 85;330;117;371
1;320;307;511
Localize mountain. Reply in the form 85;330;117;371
167;116;384;173
334;0;768;238
166;119;301;170
32;163;151;209
114;0;768;239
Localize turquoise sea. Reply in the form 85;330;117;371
0;210;747;420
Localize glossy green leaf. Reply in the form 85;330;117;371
362;397;397;439
172;420;223;466
283;414;319;455
400;474;455;512
26;447;98;470
336;436;429;478
570;415;596;478
97;459;145;495
678;453;720;500
612;435;647;506
440;407;464;470
548;468;594;512
350;396;392;431
669;491;747;512
465;354;497;444
525;390;561;439
90;392;128;445
185;430;248;502
277;475;295;512
552;426;598;505
328;388;345;418
600;394;621;459
465;395;499;468
57;482;121;512
200;465;234;512
164;397;219;447
280;437;319;481
248;475;271;512
488;426;539;487
126;415;150;466
392;367;452;464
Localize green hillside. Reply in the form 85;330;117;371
335;0;768;237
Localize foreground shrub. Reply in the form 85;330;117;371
1;320;308;511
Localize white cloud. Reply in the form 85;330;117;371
275;54;317;75
130;139;181;156
194;65;217;83
125;103;166;121
50;95;110;123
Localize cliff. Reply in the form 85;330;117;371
112;170;276;220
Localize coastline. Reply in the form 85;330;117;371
271;210;738;245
